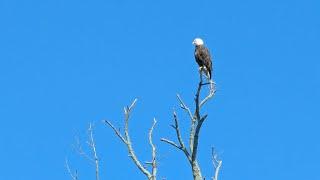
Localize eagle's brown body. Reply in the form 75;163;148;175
194;45;212;79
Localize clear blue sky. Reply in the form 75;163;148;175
0;0;319;179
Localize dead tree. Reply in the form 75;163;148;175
66;71;222;180
104;99;157;180
161;72;219;180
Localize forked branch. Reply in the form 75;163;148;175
67;123;100;180
104;99;157;180
65;159;78;180
160;111;191;162
211;147;222;180
161;72;216;180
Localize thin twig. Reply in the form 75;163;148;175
200;82;215;108
88;123;100;180
172;112;186;152
160;111;192;162
211;147;222;180
160;138;181;150
176;94;197;153
172;111;191;161
65;158;78;180
176;94;194;121
73;124;100;180
74;136;94;162
104;120;127;144
149;118;157;180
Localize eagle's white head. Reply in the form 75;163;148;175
192;38;204;46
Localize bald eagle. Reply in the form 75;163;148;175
192;38;212;79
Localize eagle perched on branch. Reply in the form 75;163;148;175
192;38;212;79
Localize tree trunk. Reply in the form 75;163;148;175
192;161;203;180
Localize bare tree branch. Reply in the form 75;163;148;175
87;123;100;180
191;115;207;162
172;111;189;157
65;158;78;180
176;94;194;122
74;136;94;162
211;147;222;180
122;99;152;179
71;124;100;180
176;94;197;153
160;111;192;162
200;81;216;108
148;118;157;179
104;120;127;144
160;138;180;148
162;71;217;180
104;98;157;180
